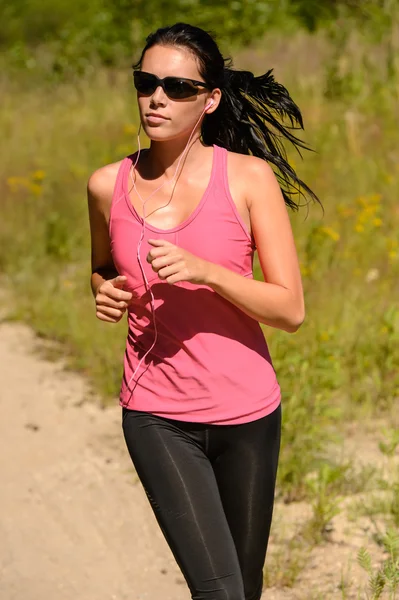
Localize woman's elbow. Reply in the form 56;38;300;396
286;308;305;333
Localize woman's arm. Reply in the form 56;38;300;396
206;157;305;333
87;165;133;322
87;166;120;298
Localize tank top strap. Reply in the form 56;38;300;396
211;143;225;183
109;155;133;235
113;156;132;206
214;143;231;196
212;144;256;249
205;143;229;202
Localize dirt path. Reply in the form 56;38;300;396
0;309;189;599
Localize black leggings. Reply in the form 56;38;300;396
122;404;281;600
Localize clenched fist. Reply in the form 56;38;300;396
95;275;133;323
147;239;212;285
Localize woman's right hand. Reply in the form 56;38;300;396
95;275;133;323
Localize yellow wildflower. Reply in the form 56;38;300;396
373;218;382;227
356;193;381;207
363;205;379;216
32;170;46;182
320;331;330;341
27;183;42;196
355;223;364;233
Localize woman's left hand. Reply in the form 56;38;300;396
146;239;211;286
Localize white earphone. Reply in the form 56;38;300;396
206;99;214;109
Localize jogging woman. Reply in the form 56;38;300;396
87;22;321;600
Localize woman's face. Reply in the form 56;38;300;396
137;44;219;142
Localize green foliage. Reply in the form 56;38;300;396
358;528;399;599
302;463;342;543
350;465;399;533
289;0;342;31
391;478;399;528
323;0;399;102
45;211;72;260
130;0;291;49
263;535;311;588
2;0;398;79
379;428;399;457
0;0;289;75
0;0;131;75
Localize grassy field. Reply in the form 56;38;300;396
1;17;398;598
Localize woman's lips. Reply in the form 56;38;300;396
146;114;168;124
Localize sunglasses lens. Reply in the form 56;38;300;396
133;72;201;99
133;72;156;95
164;79;198;99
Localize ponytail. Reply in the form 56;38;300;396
202;63;322;211
134;22;322;212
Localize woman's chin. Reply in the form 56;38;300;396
144;130;180;143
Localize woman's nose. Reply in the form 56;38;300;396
150;85;167;106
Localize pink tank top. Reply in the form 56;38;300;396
109;143;281;424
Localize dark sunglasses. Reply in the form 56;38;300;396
133;70;210;99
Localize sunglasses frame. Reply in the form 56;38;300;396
133;70;210;99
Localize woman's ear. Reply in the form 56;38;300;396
205;89;221;113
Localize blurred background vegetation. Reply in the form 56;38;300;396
1;0;397;76
1;1;399;589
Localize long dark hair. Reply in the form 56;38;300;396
133;22;322;212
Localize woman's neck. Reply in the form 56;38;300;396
141;135;211;182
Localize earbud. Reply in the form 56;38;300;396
205;99;214;110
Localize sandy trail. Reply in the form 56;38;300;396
0;308;189;600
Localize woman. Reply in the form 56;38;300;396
87;22;321;600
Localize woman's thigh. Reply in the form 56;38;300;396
122;408;246;600
210;404;282;600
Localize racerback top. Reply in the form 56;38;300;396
109;143;281;424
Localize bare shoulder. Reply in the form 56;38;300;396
87;160;124;208
226;151;280;209
227;151;275;179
